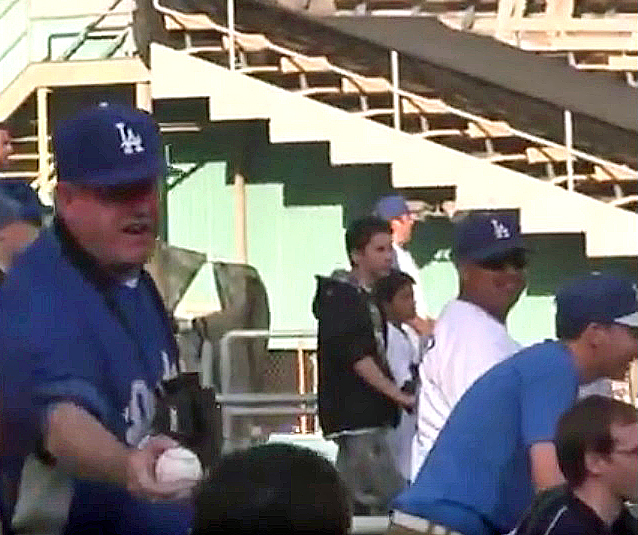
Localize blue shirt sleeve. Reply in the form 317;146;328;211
520;355;579;446
1;281;112;448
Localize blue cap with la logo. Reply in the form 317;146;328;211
53;103;166;187
452;211;528;262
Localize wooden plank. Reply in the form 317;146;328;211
222;33;272;53
506;16;638;34
608;54;638;69
526;146;569;163
520;34;638;52
418;128;465;137
466;120;512;138
280;55;332;73
295;86;342;96
342;76;392;93
237;66;281;74
487;153;528;162
163;13;213;31
401;97;448;114
593;164;638;181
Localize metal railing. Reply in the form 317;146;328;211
203;329;318;450
154;0;638;191
57;0;131;60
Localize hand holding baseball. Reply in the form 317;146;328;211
126;436;200;502
155;446;203;483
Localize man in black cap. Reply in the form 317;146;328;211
0;104;196;535
411;211;527;478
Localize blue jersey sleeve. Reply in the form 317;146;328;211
0;281;111;449
520;362;578;446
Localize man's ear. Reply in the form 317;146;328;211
583;449;607;478
580;323;608;349
350;248;362;268
457;263;470;286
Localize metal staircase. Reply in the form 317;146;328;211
157;6;637;214
0;0;143;196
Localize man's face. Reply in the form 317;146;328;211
391;213;415;246
0;221;39;267
56;180;159;274
0;129;13;168
601;422;638;503
594;323;638;380
388;283;417;323
352;232;393;283
459;249;527;320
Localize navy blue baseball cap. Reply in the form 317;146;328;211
53;103;166;187
453;211;527;263
556;273;638;331
374;195;411;221
0;181;44;225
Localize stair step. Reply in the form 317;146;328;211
0;172;38;179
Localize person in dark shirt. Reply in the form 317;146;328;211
515;395;638;535
313;216;415;513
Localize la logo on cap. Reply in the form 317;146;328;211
490;218;511;240
115;122;145;155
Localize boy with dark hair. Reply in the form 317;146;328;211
390;272;637;535
375;270;423;481
313;216;414;512
193;443;351;535
515;395;638;535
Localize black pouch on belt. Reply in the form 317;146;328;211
152;372;222;472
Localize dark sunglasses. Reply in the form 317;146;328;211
478;250;528;271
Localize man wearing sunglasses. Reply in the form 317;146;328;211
410;211;528;479
390;272;638;535
514;395;637;535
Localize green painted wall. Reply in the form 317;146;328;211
165;121;637;346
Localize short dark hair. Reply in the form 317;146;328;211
193;443;351;535
374;270;415;304
555;317;589;341
555;395;637;488
345;216;391;266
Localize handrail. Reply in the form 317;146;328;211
0;0;22;20
215;328;316;392
58;0;129;60
153;0;637;180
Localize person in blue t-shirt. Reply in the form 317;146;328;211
0;104;197;535
389;273;638;535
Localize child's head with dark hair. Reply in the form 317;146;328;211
375;270;416;324
193;443;351;535
555;395;637;495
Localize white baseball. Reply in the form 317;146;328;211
155;447;203;482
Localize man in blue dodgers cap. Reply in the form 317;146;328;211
389;272;638;535
0;181;44;282
0;104;196;535
410;211;528;480
374;195;431;324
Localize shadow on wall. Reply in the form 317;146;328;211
161;115;637;301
